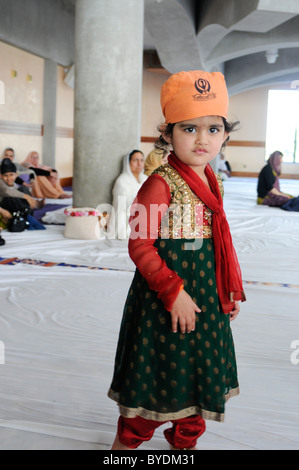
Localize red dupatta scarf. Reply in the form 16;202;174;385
168;151;246;314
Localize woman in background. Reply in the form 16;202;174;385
21;151;70;199
257;151;292;206
110;149;147;239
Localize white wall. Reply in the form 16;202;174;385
227;85;299;176
1;41;298;179
0;41;74;177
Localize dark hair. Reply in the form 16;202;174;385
129;149;144;161
156;123;175;148
156;118;240;151
0;157;17;174
3;147;14;155
222;118;240;149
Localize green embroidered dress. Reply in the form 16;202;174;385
108;164;239;422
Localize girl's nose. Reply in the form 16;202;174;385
195;130;208;143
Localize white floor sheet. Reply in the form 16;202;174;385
0;178;298;450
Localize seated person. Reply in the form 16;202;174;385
110;149;147;239
0;159;32;196
1;147;35;188
0;158;44;229
257;151;293;206
218;153;231;180
0;158;39;197
21;151;71;199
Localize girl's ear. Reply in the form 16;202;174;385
160;123;172;144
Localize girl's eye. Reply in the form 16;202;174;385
209;127;219;134
185;127;196;133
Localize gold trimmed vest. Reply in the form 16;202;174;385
153;163;223;240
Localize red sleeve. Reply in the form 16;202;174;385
128;174;183;311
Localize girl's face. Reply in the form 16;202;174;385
164;115;228;176
129;152;144;177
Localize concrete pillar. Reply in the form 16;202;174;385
73;0;144;207
42;59;57;169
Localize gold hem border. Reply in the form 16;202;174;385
108;387;240;423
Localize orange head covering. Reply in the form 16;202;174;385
161;70;228;124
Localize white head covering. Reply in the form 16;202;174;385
121;150;147;184
109;150;147;239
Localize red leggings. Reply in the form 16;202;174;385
117;414;206;449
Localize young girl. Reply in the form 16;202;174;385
108;71;246;450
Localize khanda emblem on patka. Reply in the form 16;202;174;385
193;78;216;101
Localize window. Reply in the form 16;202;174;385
266;90;299;163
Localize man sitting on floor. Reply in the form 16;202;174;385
0;158;45;231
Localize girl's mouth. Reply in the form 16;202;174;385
194;148;208;154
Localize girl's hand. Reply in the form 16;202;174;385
229;301;240;321
170;289;201;333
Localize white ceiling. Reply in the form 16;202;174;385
143;0;299;94
2;0;299;96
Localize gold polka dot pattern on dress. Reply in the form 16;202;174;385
109;236;239;423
